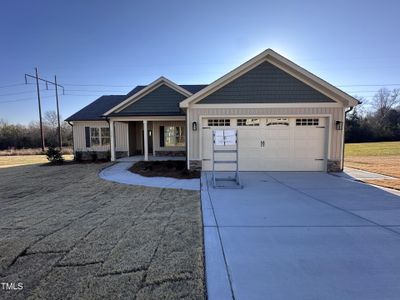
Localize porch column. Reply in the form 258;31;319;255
110;120;116;161
143;120;148;161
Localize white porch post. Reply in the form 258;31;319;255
143;120;148;161
110;120;116;161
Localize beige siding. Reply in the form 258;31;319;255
187;106;344;161
153;121;186;152
114;122;128;152
72;121;128;152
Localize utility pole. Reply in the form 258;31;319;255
35;68;45;151
54;75;62;149
25;70;65;150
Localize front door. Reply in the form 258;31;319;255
142;130;153;154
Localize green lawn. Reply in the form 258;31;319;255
345;141;400;157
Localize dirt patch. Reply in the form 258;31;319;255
129;161;200;179
0;163;204;299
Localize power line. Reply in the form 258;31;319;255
64;83;133;87
3;80;400;89
0;95;53;104
0;83;27;89
0;91;36;97
337;83;400;87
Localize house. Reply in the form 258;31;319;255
65;49;359;172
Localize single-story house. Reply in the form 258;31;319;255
66;49;359;172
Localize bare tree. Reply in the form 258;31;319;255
372;88;400;119
44;111;59;129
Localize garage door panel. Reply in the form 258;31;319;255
201;117;327;172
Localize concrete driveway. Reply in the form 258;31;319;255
201;172;400;300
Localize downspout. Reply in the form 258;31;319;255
185;109;190;170
67;121;74;156
341;106;354;171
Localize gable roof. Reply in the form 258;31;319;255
111;84;188;116
104;77;194;116
65;84;207;122
180;49;360;108
198;61;336;104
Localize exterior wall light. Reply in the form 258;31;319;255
192;121;198;131
336;121;343;130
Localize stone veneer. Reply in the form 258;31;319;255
327;160;341;172
155;151;186;157
75;151;128;161
189;160;202;171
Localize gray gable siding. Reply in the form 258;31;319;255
116;84;186;116
198;61;335;104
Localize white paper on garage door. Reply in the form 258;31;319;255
224;129;237;145
213;130;225;145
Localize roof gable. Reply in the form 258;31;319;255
180;49;359;108
113;83;187;116
198;61;335;104
104;77;192;116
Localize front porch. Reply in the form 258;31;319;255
109;117;187;162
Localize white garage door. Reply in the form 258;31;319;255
202;117;327;171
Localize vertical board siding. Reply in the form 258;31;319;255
114;122;128;152
73;121;128;152
188;107;344;160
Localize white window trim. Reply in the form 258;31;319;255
90;127;110;147
163;126;185;147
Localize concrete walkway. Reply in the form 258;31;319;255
202;171;400;300
99;162;199;190
343;167;396;180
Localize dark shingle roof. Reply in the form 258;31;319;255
65;95;126;121
65;84;207;121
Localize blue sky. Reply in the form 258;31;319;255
1;0;399;124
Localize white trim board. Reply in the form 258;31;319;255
195;114;333;163
108;116;186;122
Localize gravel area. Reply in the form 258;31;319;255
0;163;204;299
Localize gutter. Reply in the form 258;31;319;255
341;106;354;171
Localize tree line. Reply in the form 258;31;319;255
0;111;72;150
346;88;400;142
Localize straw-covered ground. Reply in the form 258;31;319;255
0;163;204;299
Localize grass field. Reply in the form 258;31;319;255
0;154;74;168
0;147;73;156
345;141;400;190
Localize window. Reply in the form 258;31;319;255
90;127;110;146
164;126;185;147
266;118;289;126
237;118;260;126
296;118;319;126
207;119;230;126
101;128;110;145
90;128;100;146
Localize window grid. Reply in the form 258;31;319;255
164;126;185;147
90;127;110;146
207;119;231;126
237;118;260;126
296;118;319;126
266;118;289;126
